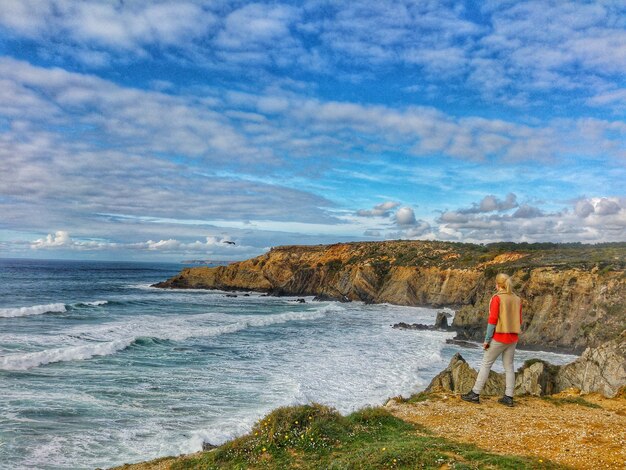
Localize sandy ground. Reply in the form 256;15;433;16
385;390;626;470
111;390;626;470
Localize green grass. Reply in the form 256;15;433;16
274;240;626;272
540;396;602;409
170;404;566;470
393;392;433;406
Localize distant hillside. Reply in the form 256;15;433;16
155;240;626;351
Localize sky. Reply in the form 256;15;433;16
0;0;625;261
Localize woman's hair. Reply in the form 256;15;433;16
495;273;513;294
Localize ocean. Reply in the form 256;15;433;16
0;259;578;469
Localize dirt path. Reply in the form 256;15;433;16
385;391;626;469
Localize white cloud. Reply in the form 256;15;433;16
512;204;544;219
595;197;621;216
30;231;258;256
0;1;216;52
436;195;626;243
356;201;400;217
587;88;626;109
215;3;299;50
575;199;595;218
388;220;433;239
460;193;518;214
31;230;72;248
0;0;624;107
394;207;417;226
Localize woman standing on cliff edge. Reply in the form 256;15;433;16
461;273;522;407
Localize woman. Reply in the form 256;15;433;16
461;273;522;407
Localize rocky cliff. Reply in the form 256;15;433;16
155;240;626;351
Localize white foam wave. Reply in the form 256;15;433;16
164;306;341;342
0;303;67;318
76;300;108;307
0;300;110;319
0;338;134;371
0;304;344;370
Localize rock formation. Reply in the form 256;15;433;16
426;332;626;398
392;312;450;331
555;330;626;397
425;353;504;395
154;240;625;351
434;311;449;329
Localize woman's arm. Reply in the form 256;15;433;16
484;295;500;345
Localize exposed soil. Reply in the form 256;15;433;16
385;390;626;469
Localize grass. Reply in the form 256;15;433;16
540;396;602;409
392;392;437;406
169;403;566;470
272;240;626;272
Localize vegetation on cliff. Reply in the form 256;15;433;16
155;240;626;351
113;403;563;470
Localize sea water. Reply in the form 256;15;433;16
0;259;578;469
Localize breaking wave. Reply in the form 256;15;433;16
0;301;109;318
0;303;67;318
0;304;344;370
0;339;134;371
75;300;109;307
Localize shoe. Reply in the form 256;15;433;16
498;395;514;407
461;390;480;404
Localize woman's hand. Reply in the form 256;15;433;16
482;342;490;350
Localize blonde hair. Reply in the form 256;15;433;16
495;273;513;294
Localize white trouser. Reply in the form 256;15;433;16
472;339;517;397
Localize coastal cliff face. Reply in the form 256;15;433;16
453;266;626;351
155;241;626;351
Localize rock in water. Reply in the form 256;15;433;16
312;294;351;302
434;311;449;329
392;322;430;330
445;338;479;349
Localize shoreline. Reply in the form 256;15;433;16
110;354;624;470
103;308;583;469
153;284;585;356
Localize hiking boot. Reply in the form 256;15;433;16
461;390;480;404
498;395;514;407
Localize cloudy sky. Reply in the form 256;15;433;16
0;0;624;261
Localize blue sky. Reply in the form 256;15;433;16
0;0;624;261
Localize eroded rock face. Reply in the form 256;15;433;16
452;267;626;351
514;360;559;396
154;241;625;350
427;334;626;398
555;331;626;398
425;353;505;396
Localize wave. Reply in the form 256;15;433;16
0;301;109;318
0;338;134;371
0;303;67;318
74;300;108;307
0;304;344;370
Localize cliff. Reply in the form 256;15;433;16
155;240;626;351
